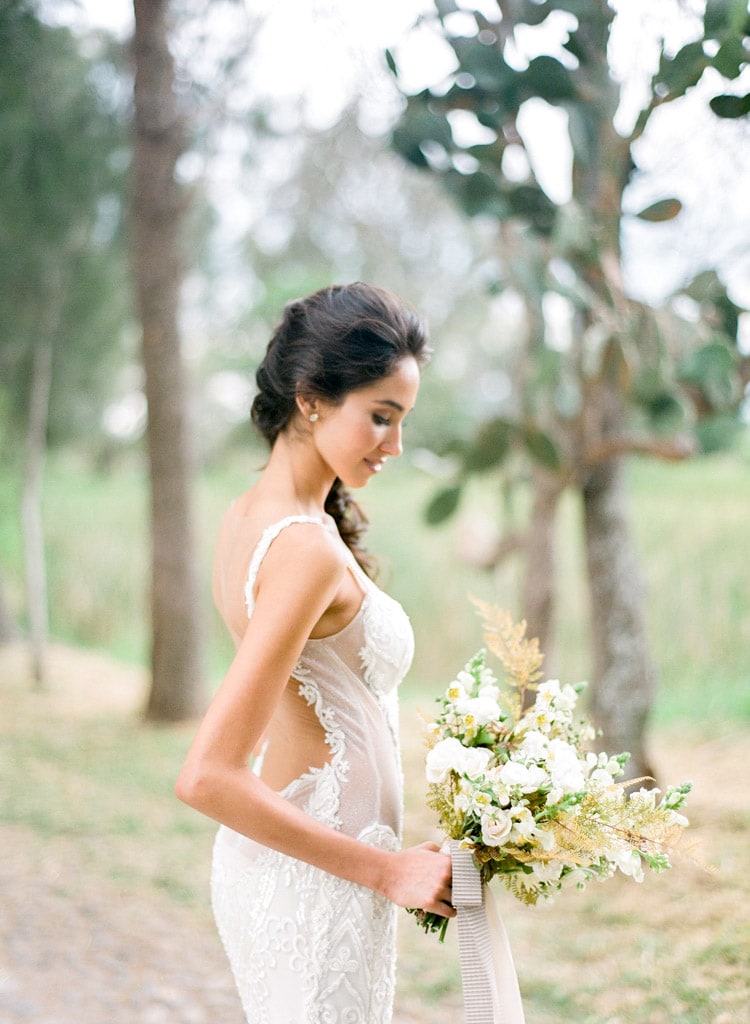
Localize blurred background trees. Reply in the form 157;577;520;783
0;0;128;685
0;0;747;767
388;0;749;776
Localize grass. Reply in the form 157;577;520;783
1;644;748;1023
3;442;746;721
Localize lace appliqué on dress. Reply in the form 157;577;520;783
212;516;413;1024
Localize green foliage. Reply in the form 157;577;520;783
389;2;749;537
0;0;130;451
635;198;683;223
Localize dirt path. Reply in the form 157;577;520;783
0;825;245;1024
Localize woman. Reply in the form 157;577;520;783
176;283;454;1023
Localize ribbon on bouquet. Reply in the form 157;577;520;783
450;841;526;1024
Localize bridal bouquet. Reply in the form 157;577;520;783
412;600;691;939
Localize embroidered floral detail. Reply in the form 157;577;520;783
213;516;414;1023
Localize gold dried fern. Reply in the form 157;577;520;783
471;597;544;708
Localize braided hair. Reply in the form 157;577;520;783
250;283;430;576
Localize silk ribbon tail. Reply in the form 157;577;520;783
485;877;525;1024
450;842;525;1024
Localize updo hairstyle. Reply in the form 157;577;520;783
251;282;430;576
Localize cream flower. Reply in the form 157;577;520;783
425;737;491;783
481;809;513;846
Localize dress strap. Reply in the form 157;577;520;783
244;515;327;617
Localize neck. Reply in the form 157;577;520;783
257;430;335;515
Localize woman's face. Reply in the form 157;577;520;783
310;356;420;488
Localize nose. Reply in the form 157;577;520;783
380;423;403;457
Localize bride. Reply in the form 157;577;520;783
176;282;454;1023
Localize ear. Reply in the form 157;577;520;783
295;391;318;422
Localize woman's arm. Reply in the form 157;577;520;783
176;524;454;919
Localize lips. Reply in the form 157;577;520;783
364;458;387;473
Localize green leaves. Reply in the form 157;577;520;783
709;92;750;118
521;428;561;470
391;97;453;169
679;341;737;410
422;419;561;526
654;41;708;99
634;198;683;223
425;484;463;525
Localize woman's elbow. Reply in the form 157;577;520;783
175;758;214;810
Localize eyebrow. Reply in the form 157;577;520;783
374;399;405;412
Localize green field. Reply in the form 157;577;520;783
1;444;748;722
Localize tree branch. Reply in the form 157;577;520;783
585;433;696;465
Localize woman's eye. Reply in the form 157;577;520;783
373;414;391;426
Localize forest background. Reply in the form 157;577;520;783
1;1;749;1022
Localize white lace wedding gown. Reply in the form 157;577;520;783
210;516;414;1024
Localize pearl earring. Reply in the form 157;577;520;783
309;413;319;423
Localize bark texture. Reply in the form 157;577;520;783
131;0;203;720
22;338;53;689
582;454;656;782
521;468;562;682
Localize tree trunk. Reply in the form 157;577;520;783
521;467;562;680
582;455;656;782
0;569;18;643
21;338;53;689
131;0;203;721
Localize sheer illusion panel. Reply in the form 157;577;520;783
211;514;415;1024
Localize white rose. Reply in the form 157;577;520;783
499;760;531;789
460;745;492;778
499;760;547;793
425;737;466;783
547;739;585;793
426;738;491;783
480;809;513;846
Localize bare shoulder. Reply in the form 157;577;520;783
256;519;346;591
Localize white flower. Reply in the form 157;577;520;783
426;738;465;783
537;680;562;702
535;827;557;852
462;696;501;726
499;760;531;789
481;809;513;846
532;860;563;883
425;738;491;783
509;807;535;841
445;681;468;702
589;768;615;789
499;759;547;792
478;666;498;688
631;787;659;810
461;745;493;778
555;684;579;713
609;848;644;882
546;739;586;793
518;730;548;759
666;810;689;827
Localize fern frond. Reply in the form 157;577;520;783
471;597;545;707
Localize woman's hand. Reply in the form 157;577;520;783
380;842;455;918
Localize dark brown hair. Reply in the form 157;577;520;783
251;282;430;574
